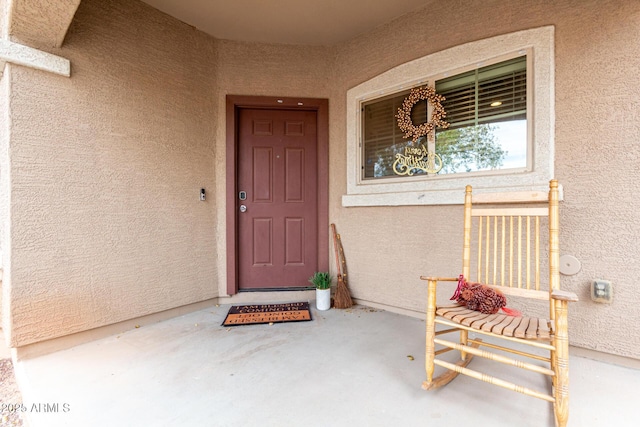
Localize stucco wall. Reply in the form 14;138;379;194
0;0;8;38
0;60;8;325
6;0;219;346
330;0;640;359
8;0;81;49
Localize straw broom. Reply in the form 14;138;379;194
331;224;353;309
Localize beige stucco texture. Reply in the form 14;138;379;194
2;0;640;361
8;0;80;48
5;0;218;346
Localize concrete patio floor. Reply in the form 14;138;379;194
9;303;640;427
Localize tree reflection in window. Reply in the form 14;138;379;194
436;124;506;174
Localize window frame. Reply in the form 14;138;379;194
344;26;555;206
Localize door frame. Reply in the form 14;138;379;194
226;95;329;295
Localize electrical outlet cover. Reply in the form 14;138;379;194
590;280;613;303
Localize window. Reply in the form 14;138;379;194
362;56;527;179
436;55;527;174
345;26;554;206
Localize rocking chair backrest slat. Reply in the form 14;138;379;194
474;214;544;291
462;181;560;306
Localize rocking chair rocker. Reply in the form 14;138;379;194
421;180;578;427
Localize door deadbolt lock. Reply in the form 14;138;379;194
239;204;247;213
239;191;247;201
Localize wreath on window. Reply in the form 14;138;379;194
396;86;449;142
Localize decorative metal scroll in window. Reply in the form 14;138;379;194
361;55;527;179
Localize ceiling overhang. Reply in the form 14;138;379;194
141;0;429;45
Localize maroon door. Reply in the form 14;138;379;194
237;108;318;290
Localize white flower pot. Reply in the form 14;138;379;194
316;288;331;311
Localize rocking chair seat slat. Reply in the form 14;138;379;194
491;314;520;335
472;313;503;329
452;310;479;323
436;304;552;340
436;306;471;318
538;318;550;340
514;317;531;338
436;306;471;315
502;316;522;337
525;317;539;339
461;311;490;326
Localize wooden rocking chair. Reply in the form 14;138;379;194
421;180;578;427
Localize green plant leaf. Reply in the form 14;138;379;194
309;272;332;289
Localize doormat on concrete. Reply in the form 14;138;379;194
222;302;312;326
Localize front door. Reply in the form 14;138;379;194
237;108;318;290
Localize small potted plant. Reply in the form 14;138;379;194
309;272;332;310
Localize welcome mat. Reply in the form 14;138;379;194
222;302;312;326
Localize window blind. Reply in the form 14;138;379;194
436;56;526;130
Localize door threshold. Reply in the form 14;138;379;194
239;287;314;293
218;289;316;306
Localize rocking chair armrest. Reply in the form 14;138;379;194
420;276;460;282
551;289;579;302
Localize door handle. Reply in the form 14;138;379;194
239;204;247;213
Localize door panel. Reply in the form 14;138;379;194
285;148;304;202
238;108;318;290
285;218;304;265
252;147;273;202
252;218;273;265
